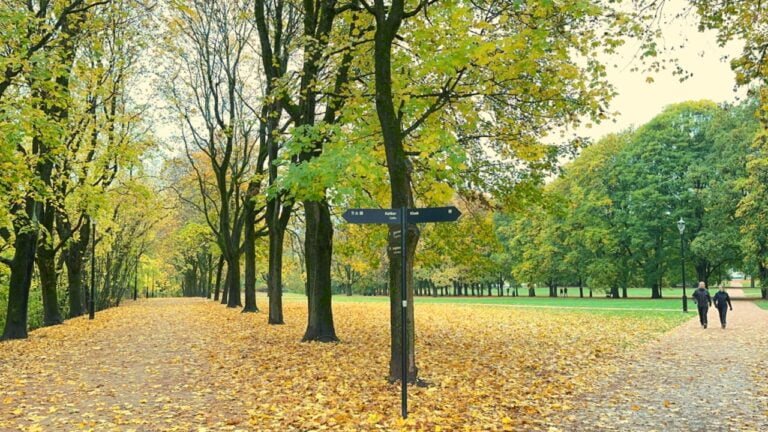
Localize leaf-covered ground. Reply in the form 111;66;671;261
550;292;768;431
0;298;687;431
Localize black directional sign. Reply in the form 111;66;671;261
342;208;401;225
341;205;461;420
406;206;461;224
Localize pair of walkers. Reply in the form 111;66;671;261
691;281;733;329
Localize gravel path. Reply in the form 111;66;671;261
0;299;219;431
555;290;768;431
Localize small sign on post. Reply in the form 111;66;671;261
406;206;460;223
343;205;461;419
342;208;402;225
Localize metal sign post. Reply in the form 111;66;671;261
89;221;96;320
399;207;408;419
343;206;461;419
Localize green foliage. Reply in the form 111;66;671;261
737;89;768;282
500;97;761;294
691;2;768;287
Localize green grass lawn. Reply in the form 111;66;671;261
328;294;688;310
737;287;764;298
284;293;694;322
518;286;697;298
756;301;768;310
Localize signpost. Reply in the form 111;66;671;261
89;221;96;320
343;206;461;419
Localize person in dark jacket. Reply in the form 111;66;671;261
691;281;712;329
713;286;733;329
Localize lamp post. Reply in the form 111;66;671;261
89;220;96;320
133;258;138;301
677;217;688;312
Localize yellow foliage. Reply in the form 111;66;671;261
0;299;679;431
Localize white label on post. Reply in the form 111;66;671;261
402;300;407;307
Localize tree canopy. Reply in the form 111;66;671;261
1;0;766;390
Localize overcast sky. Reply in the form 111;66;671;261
574;0;746;143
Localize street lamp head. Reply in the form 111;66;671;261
677;217;685;235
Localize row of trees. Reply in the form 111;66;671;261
0;1;162;338
502;98;764;298
2;0;766;386
161;0;768;384
158;0;660;383
170;97;766;303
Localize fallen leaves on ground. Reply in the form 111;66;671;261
0;298;684;431
554;300;768;431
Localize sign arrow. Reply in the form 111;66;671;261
406;206;461;224
342;208;401;225
341;205;461;419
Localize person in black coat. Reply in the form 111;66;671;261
713;286;733;329
691;281;712;329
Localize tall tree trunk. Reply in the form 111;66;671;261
302;200;337;342
370;0;419;382
29;13;80;328
37;191;62;326
206;253;213;299
295;3;355;339
102;254;112;309
650;282;661;299
60;220;88;317
387;221;418;383
242;182;259;313
37;240;61;326
264;114;290;323
226;253;242;308
344;266;353;296
214;255;224;301
65;253;85;316
221;262;229;305
267;227;285;324
2;200;39;340
266;206;290;324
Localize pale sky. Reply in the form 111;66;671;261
146;0;746;166
574;0;746;142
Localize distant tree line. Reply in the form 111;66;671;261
499;98;766;299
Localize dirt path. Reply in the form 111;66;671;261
2;295;766;431
555;291;768;432
0;298;222;431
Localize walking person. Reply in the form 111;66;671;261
713;286;733;329
692;281;712;329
